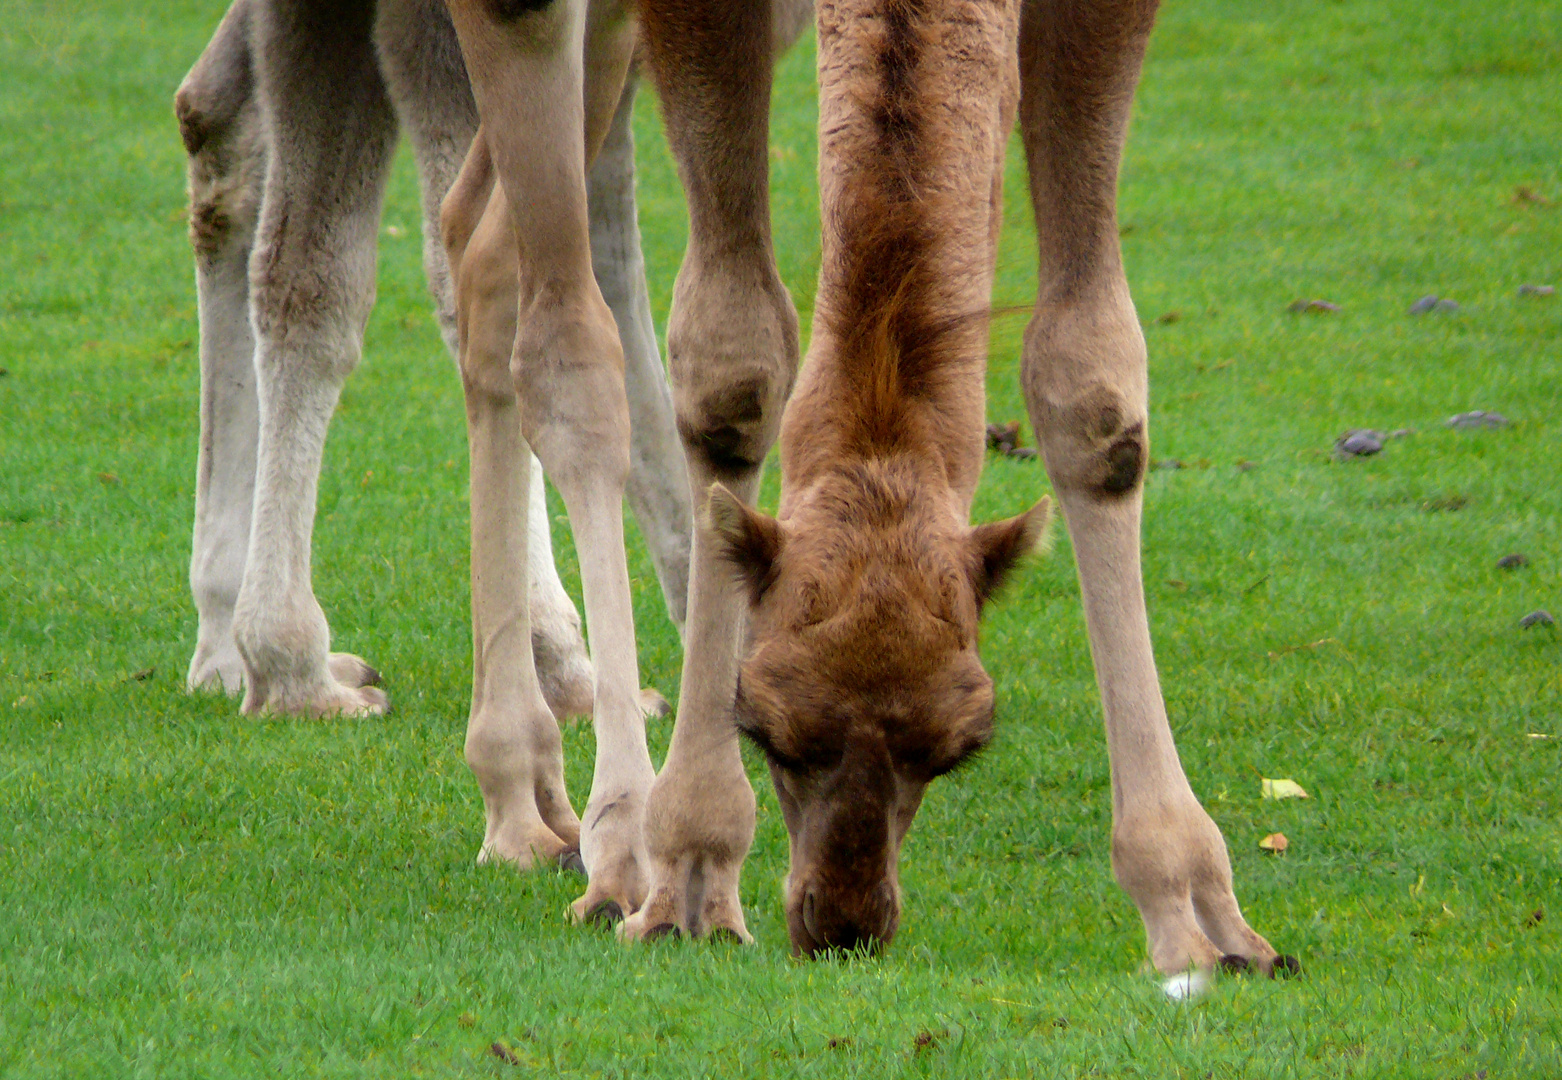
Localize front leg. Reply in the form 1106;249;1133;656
622;0;799;942
1018;0;1293;977
444;0;657;918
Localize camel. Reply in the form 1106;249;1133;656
174;0;809;881
442;0;1294;973
176;0;699;725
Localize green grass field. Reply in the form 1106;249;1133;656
2;0;1560;1075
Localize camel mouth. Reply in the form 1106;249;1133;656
786;878;900;958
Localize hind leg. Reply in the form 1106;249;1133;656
1017;0;1290;977
587;70;693;633
232;0;397;717
177;0;263;696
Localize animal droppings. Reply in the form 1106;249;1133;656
985;421;1036;460
1518;610;1554;629
1156;310;1182;324
1287;298;1341;314
1518;284;1555;297
490;1042;521;1066
1409;295;1459;314
1496;553;1529;570
1445;410;1509;430
1334;429;1383;459
1525;908;1545;927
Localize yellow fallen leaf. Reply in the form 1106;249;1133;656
1259;832;1289;853
1261;778;1309;800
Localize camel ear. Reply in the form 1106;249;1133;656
968;496;1052;607
706;484;786;604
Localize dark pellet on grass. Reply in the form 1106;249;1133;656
1497;553;1529;569
1446;410;1509;429
1526;908;1545;927
1287;298;1340;314
1335;429;1384;458
1519;610;1554;629
490;1042;521;1066
1409;295;1459;314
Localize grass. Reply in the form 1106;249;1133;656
2;0;1560;1075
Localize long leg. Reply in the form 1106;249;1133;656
176;0;263;696
443;0;656;914
441;136;583;865
622;0;799;942
374;0;596;719
586;71;692;633
232;0;397;716
1018;0;1286;975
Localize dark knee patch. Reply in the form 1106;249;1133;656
1046;385;1147;498
1100;427;1145;495
677;376;770;480
486;0;556;18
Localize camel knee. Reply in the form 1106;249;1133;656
674;367;784;481
1023;306;1149;500
667;263;797;481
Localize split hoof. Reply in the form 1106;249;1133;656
557;846;586;876
585;900;624;928
1269;954;1302;979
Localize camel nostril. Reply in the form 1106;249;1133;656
802;888;821;944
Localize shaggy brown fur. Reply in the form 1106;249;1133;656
710;0;1049;955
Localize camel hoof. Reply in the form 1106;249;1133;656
586;900;624;928
558;847;586;876
1270;954;1302;979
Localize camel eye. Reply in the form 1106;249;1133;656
738;717;808;772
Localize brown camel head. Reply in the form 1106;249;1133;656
709;464;1048;957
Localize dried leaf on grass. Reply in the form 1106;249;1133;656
1259;832;1289;853
1261;778;1310;800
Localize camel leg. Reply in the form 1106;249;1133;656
441;136;583;866
587;72;693;634
621;0;799;942
443;0;656;912
176;0;263;696
231;0;397;716
374;0;596;719
1018;0;1286;975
